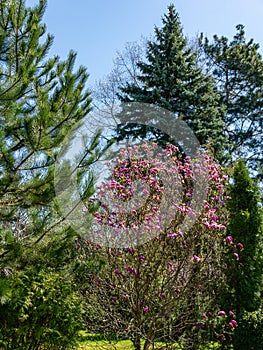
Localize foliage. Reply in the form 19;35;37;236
231;306;263;350
0;0;96;348
200;25;263;170
0;0;91;251
220;160;263;349
0;269;83;350
224;160;263;314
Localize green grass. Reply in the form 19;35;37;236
77;332;221;349
77;332;135;349
77;332;174;349
78;339;134;349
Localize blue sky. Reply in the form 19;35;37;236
25;0;263;85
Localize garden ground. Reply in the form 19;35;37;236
77;332;223;349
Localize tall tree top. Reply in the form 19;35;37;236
155;5;184;44
118;5;226;161
201;25;263;170
0;0;92;241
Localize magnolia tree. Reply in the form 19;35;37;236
76;142;241;350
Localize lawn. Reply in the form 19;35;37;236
78;339;134;349
77;332;180;349
77;332;221;349
77;332;138;349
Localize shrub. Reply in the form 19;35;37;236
232;307;263;350
0;269;83;350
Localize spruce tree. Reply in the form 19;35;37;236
118;5;227;161
201;25;263;170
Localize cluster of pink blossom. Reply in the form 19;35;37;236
94;155;164;229
84;142;244;262
86;142;232;246
198;309;238;341
224;235;244;262
217;310;238;331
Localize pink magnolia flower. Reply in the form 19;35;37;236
169;232;177;238
229;310;235;317
126;266;138;277
217;311;226;317
143;307;149;313
202;313;207;320
192;255;201;263
237;242;244;250
138;255;146;261
231;319;238;326
125;247;135;255
233;253;239;260
226;236;233;243
149;179;157;186
228;321;235;329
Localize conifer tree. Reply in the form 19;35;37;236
117;5;227;162
201;25;263;170
0;0;96;272
0;1;103;346
222;160;263;349
225;160;263;315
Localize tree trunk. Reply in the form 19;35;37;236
143;339;151;350
133;335;141;350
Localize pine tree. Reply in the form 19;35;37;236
225;160;263;315
0;0;96;271
0;1;102;346
201;25;263;171
117;5;227;162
